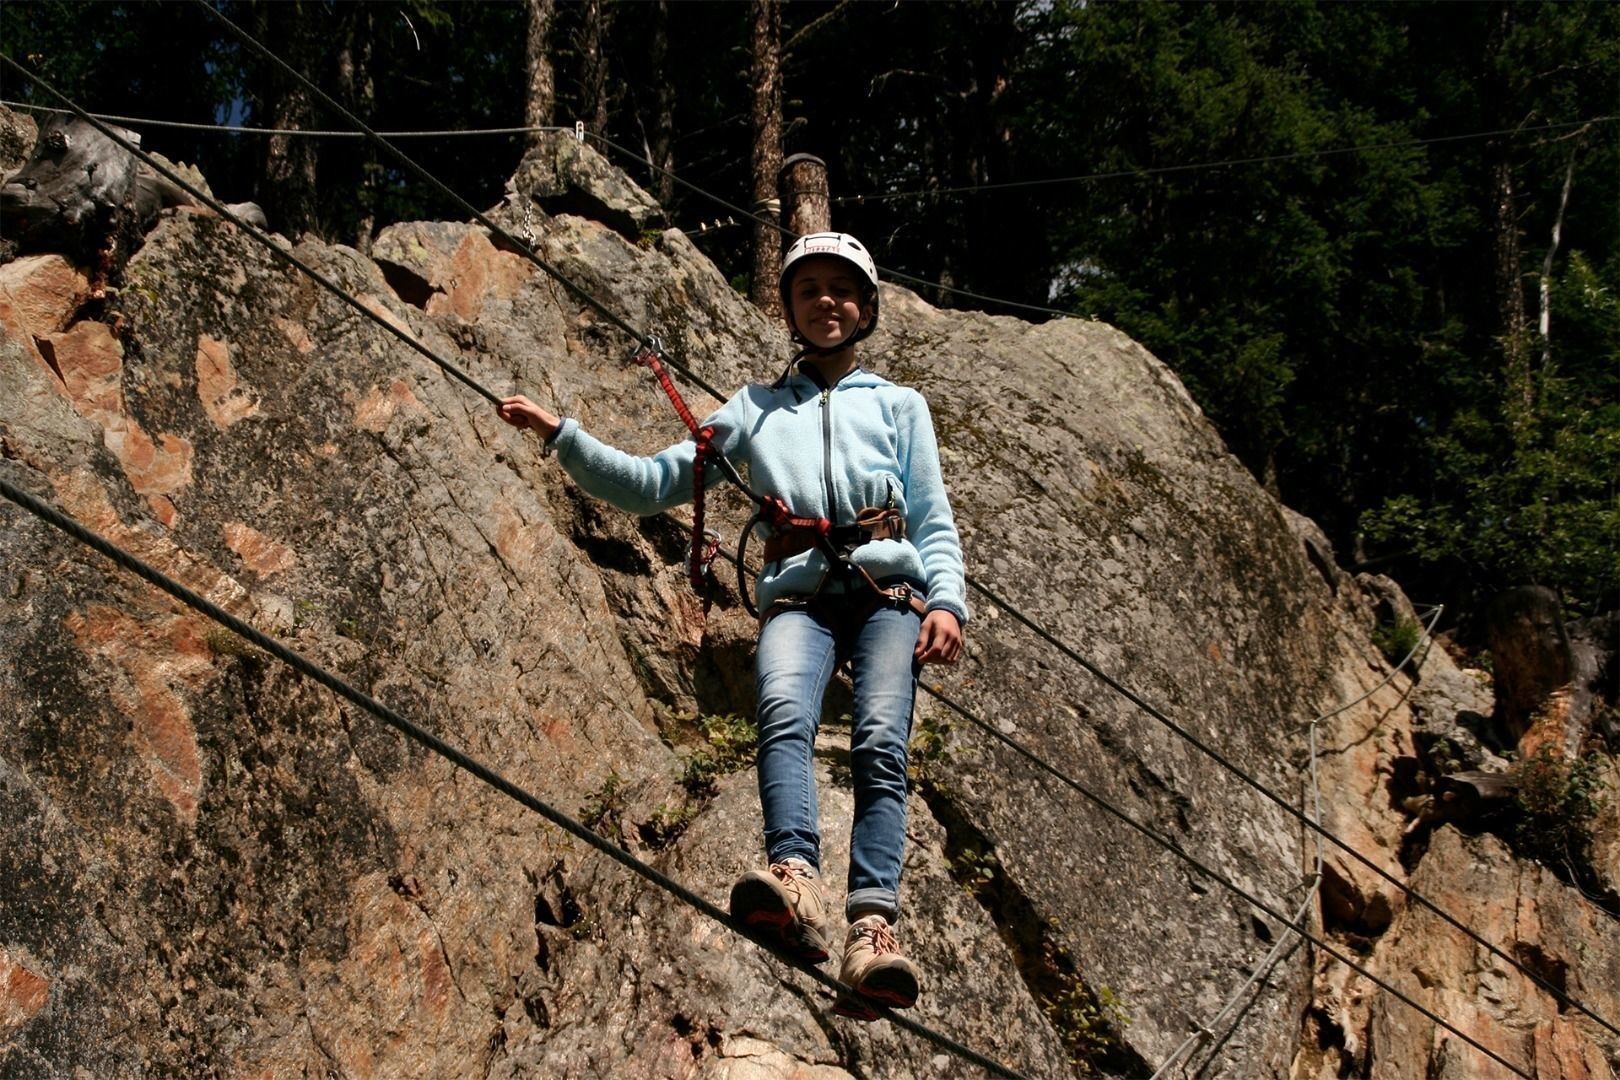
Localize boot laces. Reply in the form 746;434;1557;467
852;917;900;956
769;861;818;902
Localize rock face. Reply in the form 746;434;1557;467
0;104;37;177
2;135;1617;1079
0;109;266;266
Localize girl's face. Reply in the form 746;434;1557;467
788;257;872;351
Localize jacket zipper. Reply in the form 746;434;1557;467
820;387;836;524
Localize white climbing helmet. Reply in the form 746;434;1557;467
778;231;880;346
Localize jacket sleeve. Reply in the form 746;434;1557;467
899;390;970;624
548;390;750;517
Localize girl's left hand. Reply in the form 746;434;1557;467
914;610;963;665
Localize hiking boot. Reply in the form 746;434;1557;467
833;913;919;1020
729;860;831;964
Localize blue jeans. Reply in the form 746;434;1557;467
754;593;922;923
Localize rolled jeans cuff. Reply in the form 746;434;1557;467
846;887;900;924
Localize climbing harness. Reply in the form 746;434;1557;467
630;339;924;622
629;338;727;602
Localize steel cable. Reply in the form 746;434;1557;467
7;20;1610;1055
1152;605;1442;1079
0;55;503;408
961;577;1619;1039
0;478;1535;1080
907;678;1533;1079
583;129;1080;321
0;54;1032;1077
554;111;1620;1040
0;99;577;138
0;477;1031;1080
704;544;1534;1080
829;116;1617;205
188;0;700;377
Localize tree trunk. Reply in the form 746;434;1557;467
525;0;556;146
1485;4;1532;439
0;117;140;263
337;6;376;253
1492;153;1532;432
1487;585;1575;747
258;1;321;239
748;0;783;315
577;0;611;136
1538;147;1578;371
779;153;829;237
646;0;675;206
962;4;1020;307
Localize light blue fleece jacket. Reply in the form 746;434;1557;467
548;365;970;624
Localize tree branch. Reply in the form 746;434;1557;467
1538;142;1580;369
783;0;854;56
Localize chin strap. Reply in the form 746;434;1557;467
771;345;814;390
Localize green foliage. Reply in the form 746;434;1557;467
203;627;255;659
1514;750;1609;871
580;771;626;838
1044;974;1130;1067
1019;1;1619;616
950;841;999;894
678;713;756;798
291;597;323;629
640;802;699;850
1363;312;1620;614
1371;616;1423;665
908;710;951;781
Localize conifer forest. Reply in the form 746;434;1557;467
5;0;1617;639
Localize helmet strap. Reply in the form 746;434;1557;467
772;345;815;389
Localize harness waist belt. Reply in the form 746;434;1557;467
762;506;905;564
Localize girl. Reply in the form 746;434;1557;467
497;232;967;1019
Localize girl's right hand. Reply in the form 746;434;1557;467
498;394;561;440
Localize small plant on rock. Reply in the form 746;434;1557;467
1372;615;1423;665
204;628;255;659
949;837;1000;896
679;713;756;797
908;711;951;781
1044;974;1130;1066
580;771;626;838
1515;749;1608;872
640;802;699;849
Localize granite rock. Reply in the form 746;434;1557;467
2;131;1615;1080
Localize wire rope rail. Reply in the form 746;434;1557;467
481;90;1620;1040
0;99;577;138
829;116;1617;205
710;521;1481;1077
0;482;1535;1080
0;479;1028;1080
0;31;1604;1070
582;128;1080;321
1149;605;1442;1079
9;30;1603;1043
6;97;1608;194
